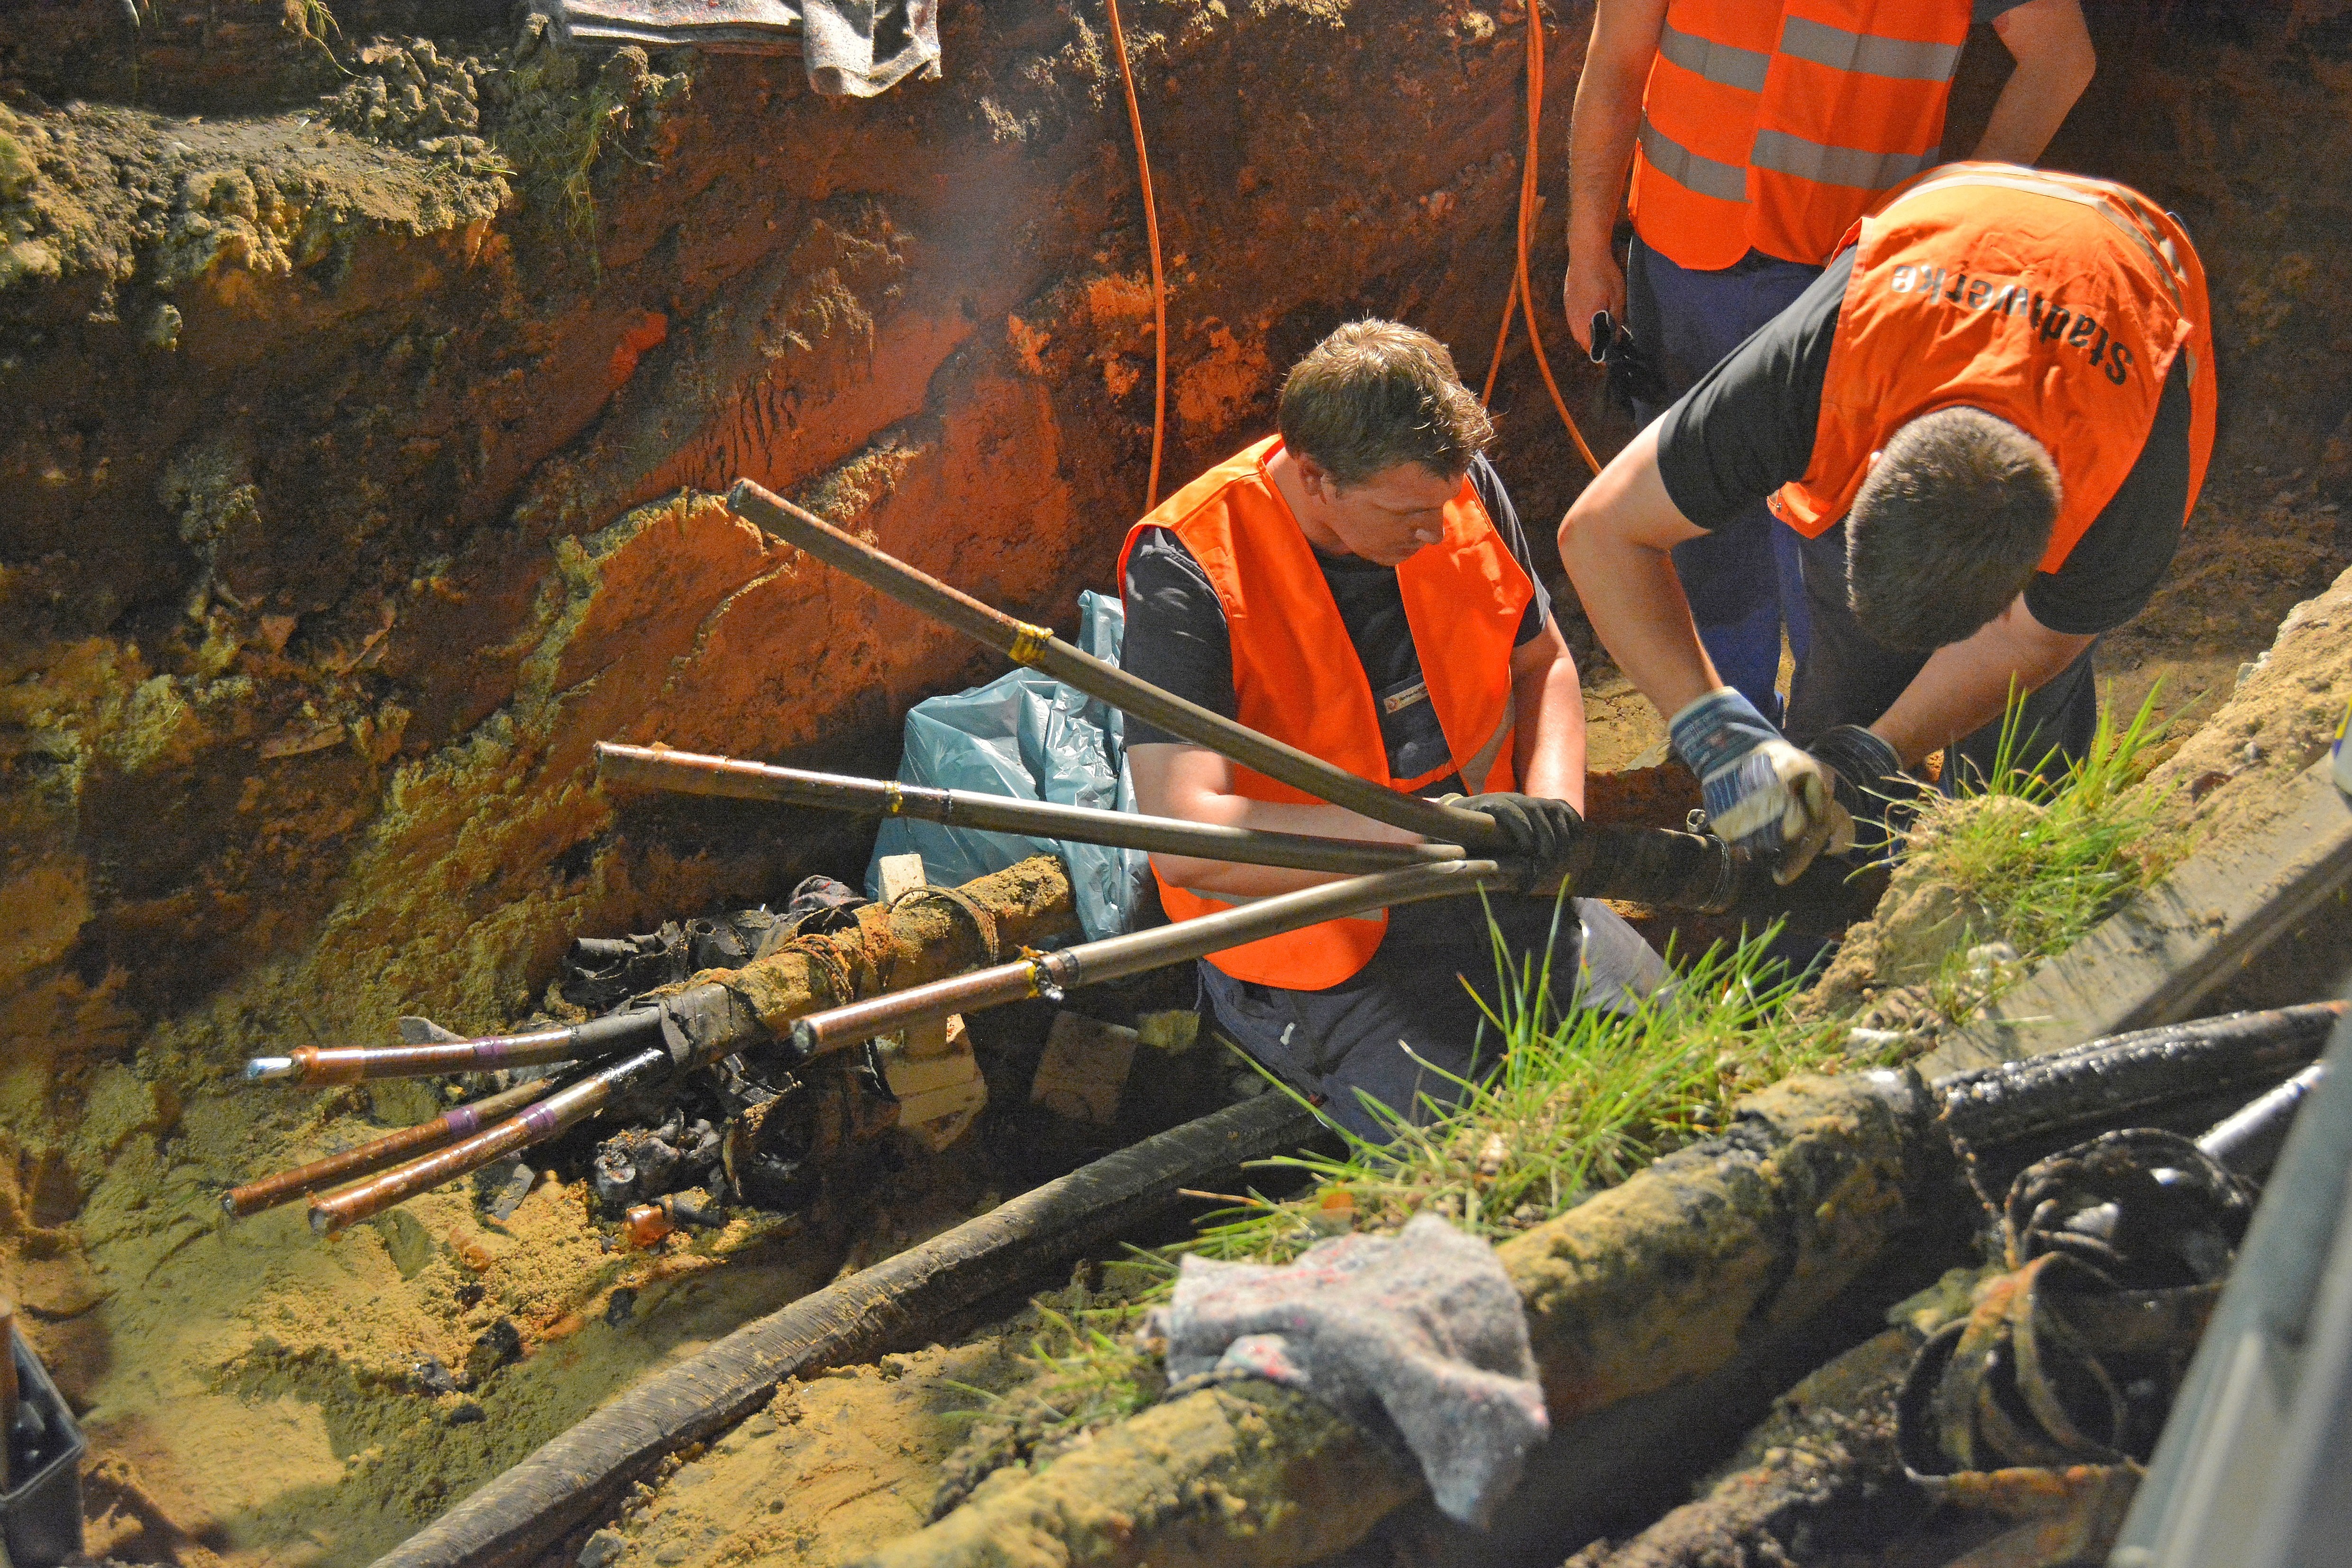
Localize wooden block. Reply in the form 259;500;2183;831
1924;758;2352;1076
875;851;955;1056
1031;1011;1139;1125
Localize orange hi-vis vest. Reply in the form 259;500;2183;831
1115;436;1532;990
1770;164;2217;575
1631;0;1973;270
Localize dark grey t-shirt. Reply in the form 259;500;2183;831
1120;454;1550;788
1653;247;2193;636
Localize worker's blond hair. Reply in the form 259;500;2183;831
1278;320;1493;485
1847;407;2062;651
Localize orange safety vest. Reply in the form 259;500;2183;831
1771;164;2217;575
1631;0;1973;270
1115;436;1532;990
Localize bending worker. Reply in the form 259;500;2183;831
1563;0;2096;723
1560;164;2214;880
1121;320;1664;1137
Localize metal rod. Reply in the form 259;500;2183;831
2198;1060;2327;1175
309;1046;673;1235
244;1009;661;1086
724;479;1504;852
223;1075;565;1218
596;743;1468;875
789;858;1509;1061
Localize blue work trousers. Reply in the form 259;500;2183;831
1627;239;1821;724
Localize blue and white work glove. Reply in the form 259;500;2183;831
1668;688;1853;884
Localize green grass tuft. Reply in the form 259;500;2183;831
1899;686;2185;968
1177;910;1859;1265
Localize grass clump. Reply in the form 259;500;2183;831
1902;688;2185;965
1181;913;1859;1266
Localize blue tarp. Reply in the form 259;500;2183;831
867;592;1147;941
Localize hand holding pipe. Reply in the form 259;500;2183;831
245;1010;661;1086
723;480;1506;853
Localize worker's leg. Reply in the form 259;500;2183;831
1628;240;1822;723
1197;898;1665;1141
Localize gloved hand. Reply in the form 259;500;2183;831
1668;688;1852;884
1452;791;1585;881
1805;724;1910;849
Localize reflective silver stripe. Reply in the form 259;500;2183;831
1750;128;1931;192
1638;117;1749;203
1891;172;2187;307
1456;710;1515;795
1778;15;1961;82
1657;20;1770;92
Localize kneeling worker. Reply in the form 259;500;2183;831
1560;165;2214;879
1120;320;1664;1138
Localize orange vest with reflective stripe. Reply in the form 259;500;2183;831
1771;165;2216;575
1632;0;1973;270
1116;436;1531;990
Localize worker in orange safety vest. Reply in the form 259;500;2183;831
1560;166;2214;883
1119;321;1666;1138
1561;0;2097;730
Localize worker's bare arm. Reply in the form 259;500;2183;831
1562;0;1672;351
1864;595;2095;767
1558;422;1723;723
1509;616;1588;812
1127;741;1424;899
1971;0;2096;166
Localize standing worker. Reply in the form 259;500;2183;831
1562;0;2096;724
1559;164;2214;880
1120;320;1664;1138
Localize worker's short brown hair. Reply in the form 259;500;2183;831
1277;320;1493;485
1846;407;2061;651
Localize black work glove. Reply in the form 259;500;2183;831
1588;311;1669;413
1804;725;1913;853
1455;791;1585;875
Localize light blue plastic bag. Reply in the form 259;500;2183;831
867;592;1147;941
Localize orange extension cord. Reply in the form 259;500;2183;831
1104;0;1170;512
1481;3;1602;476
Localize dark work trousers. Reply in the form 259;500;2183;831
1782;519;2101;793
1629;238;1822;725
1195;895;1668;1142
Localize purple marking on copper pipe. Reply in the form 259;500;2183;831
446;1105;483;1136
519;1103;566;1136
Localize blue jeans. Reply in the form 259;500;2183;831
1627;239;1821;725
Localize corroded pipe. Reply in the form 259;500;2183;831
222;1075;562;1218
788;859;1510;1061
311;1047;672;1235
243;1010;660;1085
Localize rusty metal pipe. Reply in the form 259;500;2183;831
243;1009;660;1086
222;1075;564;1218
723;479;1505;852
788;858;1509;1062
309;1046;672;1236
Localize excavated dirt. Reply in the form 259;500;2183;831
1;2;2349;1567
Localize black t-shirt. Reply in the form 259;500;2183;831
1653;247;2193;636
1120;453;1550;788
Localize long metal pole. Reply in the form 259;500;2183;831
244;1009;662;1086
787;858;1509;1061
223;1075;565;1217
596;743;1467;874
723;479;1505;852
